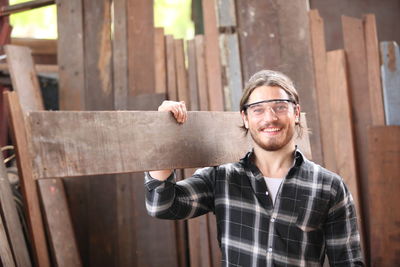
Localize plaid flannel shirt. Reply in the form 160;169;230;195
144;150;364;267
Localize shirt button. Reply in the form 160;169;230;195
270;218;275;223
268;248;272;253
266;191;269;195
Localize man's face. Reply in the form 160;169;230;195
241;85;300;152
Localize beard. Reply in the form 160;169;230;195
248;122;295;151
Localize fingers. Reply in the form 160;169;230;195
158;101;188;124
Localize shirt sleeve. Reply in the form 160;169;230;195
144;167;216;220
324;178;364;266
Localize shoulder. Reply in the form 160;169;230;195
194;161;245;177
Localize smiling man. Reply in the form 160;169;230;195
145;70;364;266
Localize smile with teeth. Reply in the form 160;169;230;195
261;127;281;133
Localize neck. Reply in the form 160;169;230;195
253;142;296;178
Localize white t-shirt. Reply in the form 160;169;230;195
264;177;284;204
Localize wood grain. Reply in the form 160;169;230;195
367;126;400;266
5;91;50;267
0;210;15;267
380;41;400;125
195;35;209;111
202;0;224;111
56;0;85;110
187;39;199;111
28;111;311;179
165;35;177;101
175;39;190;109
363;14;385;125
155;28;167;95
326;49;364;248
38;179;82;267
308;10;336;172
0;152;31;267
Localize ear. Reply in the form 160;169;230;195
294;104;301;123
241;110;249;129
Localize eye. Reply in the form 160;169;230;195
274;103;288;113
250;106;264;115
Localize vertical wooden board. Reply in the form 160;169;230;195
236;0;281;80
216;0;236;27
175;39;190;109
38;179;82;267
56;0;85;110
113;0;128;110
380;41;400;125
277;0;323;165
4;45;44;113
363;14;385;126
165;35;178;101
0;152;31;267
155;28;167;95
308;10;336;172
187;39;199;111
4;91;50;267
326;50;365;247
367;126;400;266
202;0;224;111
127;0;155;96
342;16;372;259
195;35;209;111
219;33;242;111
188;216;212;267
0;212;15;267
83;0;113;110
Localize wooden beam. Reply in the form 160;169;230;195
175;39;190;109
308;10;336;171
0;0;54;17
154;28;167;95
326;49;365;252
4;91;50;267
380;41;400;125
0;153;31;267
165;35;177;101
367;126;400;266
187;39;199;111
363;14;385;125
27;111;312;177
11;38;57;55
38;179;82;267
195;35;209;111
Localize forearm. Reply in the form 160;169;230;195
149;170;173;181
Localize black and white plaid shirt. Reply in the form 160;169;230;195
145;150;364;266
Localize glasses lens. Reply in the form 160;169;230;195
247;100;291;117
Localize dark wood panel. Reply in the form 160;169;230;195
28;111;311;179
367;126;400;266
127;0;154;96
57;0;85;110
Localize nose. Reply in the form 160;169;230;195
262;107;278;121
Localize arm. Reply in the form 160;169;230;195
324;179;364;266
149;100;188;181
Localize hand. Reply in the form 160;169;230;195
158;101;188;124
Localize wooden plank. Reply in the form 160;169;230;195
38;179;82;267
11;38;57;56
165;35;177;101
4;91;50;267
113;0;128;109
363;14;385;125
0;62;58;74
5;45;44;113
6;39;80;267
187;39;199;111
194;35;209;111
83;0;113;110
127;0;154;96
308;10;336;171
380;41;400;125
57;0;85;110
326;49;365;248
0;152;31;267
27;111;311;179
367;126;400;266
175;39;190;108
219;33;242;111
216;0;236;28
155;28;167;95
202;0;224;111
0;211;15;267
342;16;372;259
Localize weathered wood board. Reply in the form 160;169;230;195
367;126;400;266
0;152;31;267
195;35;209;111
38;179;82;267
154;28;167;95
28;111;311;179
380;41;400;125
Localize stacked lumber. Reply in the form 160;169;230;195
309;10;400;266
